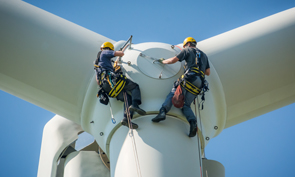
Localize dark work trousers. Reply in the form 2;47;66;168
116;79;142;119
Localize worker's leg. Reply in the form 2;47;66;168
123;79;146;115
182;76;202;122
118;92;138;129
152;83;177;122
182;88;198;137
182;90;196;122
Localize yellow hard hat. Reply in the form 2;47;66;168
101;42;114;50
183;37;196;47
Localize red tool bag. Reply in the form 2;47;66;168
172;85;184;108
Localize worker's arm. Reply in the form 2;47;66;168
162;56;179;64
114;51;124;57
205;68;210;76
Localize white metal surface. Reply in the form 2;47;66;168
64;151;110;177
37;115;83;177
109;116;202;177
202;158;225;177
135;43;182;79
80;41;226;156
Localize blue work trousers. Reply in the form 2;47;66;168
162;77;202;122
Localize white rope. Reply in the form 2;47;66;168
194;97;203;177
123;92;142;177
197;96;206;158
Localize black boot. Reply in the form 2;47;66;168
188;120;197;137
121;118;138;129
152;107;166;122
129;101;146;115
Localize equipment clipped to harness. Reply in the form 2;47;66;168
97;88;109;105
172;84;184;108
109;101;116;124
199;80;209;110
99;72;127;98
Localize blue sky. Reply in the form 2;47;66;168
1;0;295;176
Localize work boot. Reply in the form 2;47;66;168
188;120;198;137
152;107;166;122
121;118;138;129
129;104;146;115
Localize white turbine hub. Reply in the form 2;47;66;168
125;42;182;79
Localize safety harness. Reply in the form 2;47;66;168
95;63;126;100
94;36;132;104
108;74;127;98
173;50;209;109
180;66;205;95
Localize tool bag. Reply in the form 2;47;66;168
97;88;109;105
171;66;204;108
172;84;185;108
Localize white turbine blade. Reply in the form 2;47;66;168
198;7;295;128
0;0;114;123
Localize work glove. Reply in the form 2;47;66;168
154;58;165;64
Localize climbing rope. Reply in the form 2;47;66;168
123;92;133;129
196;133;203;177
123;92;142;177
195;96;205;177
196;96;206;158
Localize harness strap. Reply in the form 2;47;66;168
190;66;205;79
179;67;204;95
94;64;100;68
180;80;201;95
99;72;106;85
123;93;142;177
108;74;127;98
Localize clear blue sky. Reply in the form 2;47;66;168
1;0;295;176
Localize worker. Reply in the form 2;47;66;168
95;42;146;129
152;37;210;137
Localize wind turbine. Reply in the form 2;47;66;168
1;1;294;177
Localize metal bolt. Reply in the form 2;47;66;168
127;61;131;66
214;126;218;130
171;45;175;49
205;137;210;141
100;132;104;136
90;121;94;124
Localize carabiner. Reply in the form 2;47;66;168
111;117;116;124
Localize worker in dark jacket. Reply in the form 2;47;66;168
95;42;146;129
152;37;210;137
